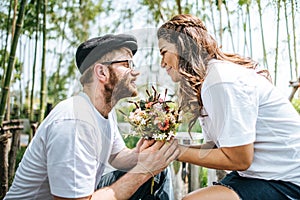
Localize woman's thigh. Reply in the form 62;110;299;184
182;185;240;200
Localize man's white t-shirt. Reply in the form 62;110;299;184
5;92;126;199
199;59;300;186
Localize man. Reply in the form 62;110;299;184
5;34;179;200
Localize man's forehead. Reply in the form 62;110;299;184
101;47;132;62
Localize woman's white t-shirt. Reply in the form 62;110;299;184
199;59;300;186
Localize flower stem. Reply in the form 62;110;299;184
150;177;155;195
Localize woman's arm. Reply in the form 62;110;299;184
184;141;216;149
178;143;254;171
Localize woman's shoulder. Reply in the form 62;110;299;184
206;59;256;84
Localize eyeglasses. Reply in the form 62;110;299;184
101;60;135;70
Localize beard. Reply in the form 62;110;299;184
104;68;138;106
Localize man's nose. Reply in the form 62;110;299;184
160;59;166;68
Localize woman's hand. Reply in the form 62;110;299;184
135;138;155;153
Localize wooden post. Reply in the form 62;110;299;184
8;129;21;181
0;119;24;198
207;168;217;186
188;164;200;192
288;79;300;101
0;131;11;199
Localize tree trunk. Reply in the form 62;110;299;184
291;0;298;79
283;0;293;80
51;0;70;105
0;0;14;87
246;3;253;57
0;0;27;196
256;0;269;68
208;0;217;38
29;0;40;125
218;0;223;46
39;0;47;123
241;7;249;55
0;134;10;199
0;0;27;125
176;0;182;14
8;129;20;182
224;1;235;52
274;0;281;85
188;164;199;192
4;0;18;126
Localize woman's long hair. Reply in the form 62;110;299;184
157;14;271;132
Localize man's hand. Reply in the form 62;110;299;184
134;139;180;176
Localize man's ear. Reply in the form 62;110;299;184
94;63;108;82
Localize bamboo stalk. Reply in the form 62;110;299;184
246;3;253;57
256;0;269;68
241;7;248;56
0;1;27;193
274;0;281;85
39;0;48;122
29;0;41;125
0;0;13;87
176;0;182;14
218;0;223;46
0;1;27;196
283;0;293;80
208;0;217;38
0;0;28;126
291;0;298;79
224;1;235;52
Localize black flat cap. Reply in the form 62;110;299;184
75;34;138;74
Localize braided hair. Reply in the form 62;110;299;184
157;14;271;132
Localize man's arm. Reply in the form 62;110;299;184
54;139;179;200
108;148;136;170
54;171;152;200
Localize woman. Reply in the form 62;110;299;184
157;14;300;200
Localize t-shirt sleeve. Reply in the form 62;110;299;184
46;119;98;198
202;78;258;147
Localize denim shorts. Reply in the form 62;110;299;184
214;171;300;200
97;168;173;200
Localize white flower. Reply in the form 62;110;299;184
141;119;147;125
153;103;163;110
166;131;176;140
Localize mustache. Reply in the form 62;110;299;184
111;70;140;104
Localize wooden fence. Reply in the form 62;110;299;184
0;119;37;199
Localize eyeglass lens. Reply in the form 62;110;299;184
101;60;135;69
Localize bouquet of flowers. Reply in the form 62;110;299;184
123;86;181;141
